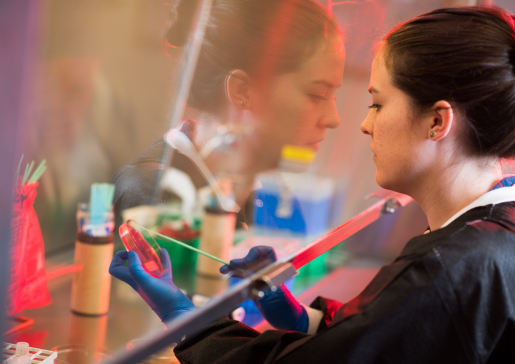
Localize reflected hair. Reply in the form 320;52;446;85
166;0;340;114
382;6;515;158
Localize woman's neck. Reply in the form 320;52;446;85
191;111;260;206
411;159;502;231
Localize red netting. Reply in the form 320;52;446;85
7;182;52;316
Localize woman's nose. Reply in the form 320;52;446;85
321;100;340;129
360;112;373;135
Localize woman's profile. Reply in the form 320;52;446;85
111;0;344;225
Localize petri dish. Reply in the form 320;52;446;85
119;220;167;278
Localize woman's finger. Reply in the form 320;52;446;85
220;264;232;274
159;248;173;279
109;250;129;270
109;250;139;290
128;250;155;287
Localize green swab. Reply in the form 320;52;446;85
21;162;32;185
26;161;35;179
15;155;24;186
28;159;47;184
105;184;115;211
136;223;231;266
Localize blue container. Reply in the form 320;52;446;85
253;173;335;237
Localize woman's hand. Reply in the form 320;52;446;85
109;249;195;323
220;246;309;333
219;245;277;277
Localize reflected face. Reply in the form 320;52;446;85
251;37;345;169
360;51;428;193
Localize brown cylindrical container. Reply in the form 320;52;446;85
71;232;114;316
195;208;236;297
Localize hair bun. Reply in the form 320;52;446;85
165;0;200;47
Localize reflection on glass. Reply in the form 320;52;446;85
109;0;346;335
8;0;497;362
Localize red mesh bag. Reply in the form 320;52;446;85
7;181;52;316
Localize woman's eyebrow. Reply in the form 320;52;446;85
311;80;342;88
368;86;380;94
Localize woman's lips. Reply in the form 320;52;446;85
307;138;325;151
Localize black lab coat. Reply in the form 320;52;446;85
174;202;515;364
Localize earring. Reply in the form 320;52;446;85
429;131;436;138
239;100;247;108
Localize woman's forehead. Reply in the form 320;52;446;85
296;39;345;84
370;52;393;94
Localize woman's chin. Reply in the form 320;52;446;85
375;174;412;197
375;173;394;191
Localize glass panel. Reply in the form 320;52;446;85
4;0;511;363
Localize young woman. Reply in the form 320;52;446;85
111;5;515;363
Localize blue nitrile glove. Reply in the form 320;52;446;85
220;246;309;333
109;249;195;323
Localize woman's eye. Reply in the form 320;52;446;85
368;103;381;112
309;94;326;103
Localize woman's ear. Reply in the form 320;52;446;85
225;70;252;110
427;100;453;141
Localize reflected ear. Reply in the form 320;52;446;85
225;70;252;110
428;100;453;141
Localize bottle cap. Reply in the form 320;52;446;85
281;145;315;163
15;342;29;356
279;145;315;173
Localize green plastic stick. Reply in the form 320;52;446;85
21;163;30;185
140;225;231;266
28;159;47;184
29;164;46;184
35;159;46;176
15;155;24;186
104;184;115;210
25;161;35;182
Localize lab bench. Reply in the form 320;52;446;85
5;247;381;363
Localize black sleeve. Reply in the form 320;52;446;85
174;257;476;364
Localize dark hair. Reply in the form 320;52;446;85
383;6;515;158
166;0;339;114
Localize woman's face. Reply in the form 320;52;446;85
360;51;431;194
250;37;345;170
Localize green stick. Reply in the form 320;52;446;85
28;159;47;184
104;184;115;210
140;226;231;266
21;163;30;185
15;155;24;186
26;161;35;182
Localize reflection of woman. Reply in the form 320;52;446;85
112;6;515;363
112;0;344;226
110;0;344;328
